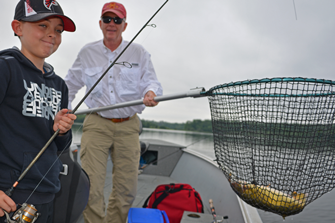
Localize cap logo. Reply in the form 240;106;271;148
44;0;59;10
106;2;119;10
25;0;37;17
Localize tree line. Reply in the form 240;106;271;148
141;119;213;133
74;114;213;133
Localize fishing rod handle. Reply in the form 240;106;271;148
209;199;218;223
5;187;14;197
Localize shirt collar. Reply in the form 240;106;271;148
101;38;125;54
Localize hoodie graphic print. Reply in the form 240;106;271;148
0;47;72;204
23;79;61;119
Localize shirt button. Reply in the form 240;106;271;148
111;91;113;93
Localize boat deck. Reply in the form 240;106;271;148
75;157;179;223
74;139;262;223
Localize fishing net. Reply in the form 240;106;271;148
205;77;335;218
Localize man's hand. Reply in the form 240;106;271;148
0;190;16;217
143;91;158;107
53;109;77;134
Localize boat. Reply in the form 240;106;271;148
72;138;263;223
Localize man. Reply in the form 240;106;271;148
64;2;163;223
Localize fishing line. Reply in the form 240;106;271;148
140;149;180;169
293;0;298;20
24;139;73;204
184;135;212;148
5;0;169;204
137;23;156;46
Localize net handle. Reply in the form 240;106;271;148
74;87;206;115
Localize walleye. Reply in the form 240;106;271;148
230;179;307;218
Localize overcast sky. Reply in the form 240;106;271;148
1;0;335;123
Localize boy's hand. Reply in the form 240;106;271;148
0;190;16;217
53;109;77;135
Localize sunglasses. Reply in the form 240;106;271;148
101;16;124;25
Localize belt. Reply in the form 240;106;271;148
95;113;131;123
106;117;130;123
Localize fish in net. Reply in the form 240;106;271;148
205;77;335;218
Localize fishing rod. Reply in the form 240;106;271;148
209;199;218;223
292;0;298;20
3;1;169;222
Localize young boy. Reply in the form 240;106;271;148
0;0;76;222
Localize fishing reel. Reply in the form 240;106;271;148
4;203;40;223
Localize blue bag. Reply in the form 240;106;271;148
128;207;170;223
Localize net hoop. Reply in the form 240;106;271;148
207;77;335;217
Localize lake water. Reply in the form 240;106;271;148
72;127;335;223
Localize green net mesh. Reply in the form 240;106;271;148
205;77;335;217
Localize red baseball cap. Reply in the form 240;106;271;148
101;2;127;19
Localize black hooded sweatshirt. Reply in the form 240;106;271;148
0;47;72;204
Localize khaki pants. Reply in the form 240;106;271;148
80;113;141;223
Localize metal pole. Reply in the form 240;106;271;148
74;87;206;115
